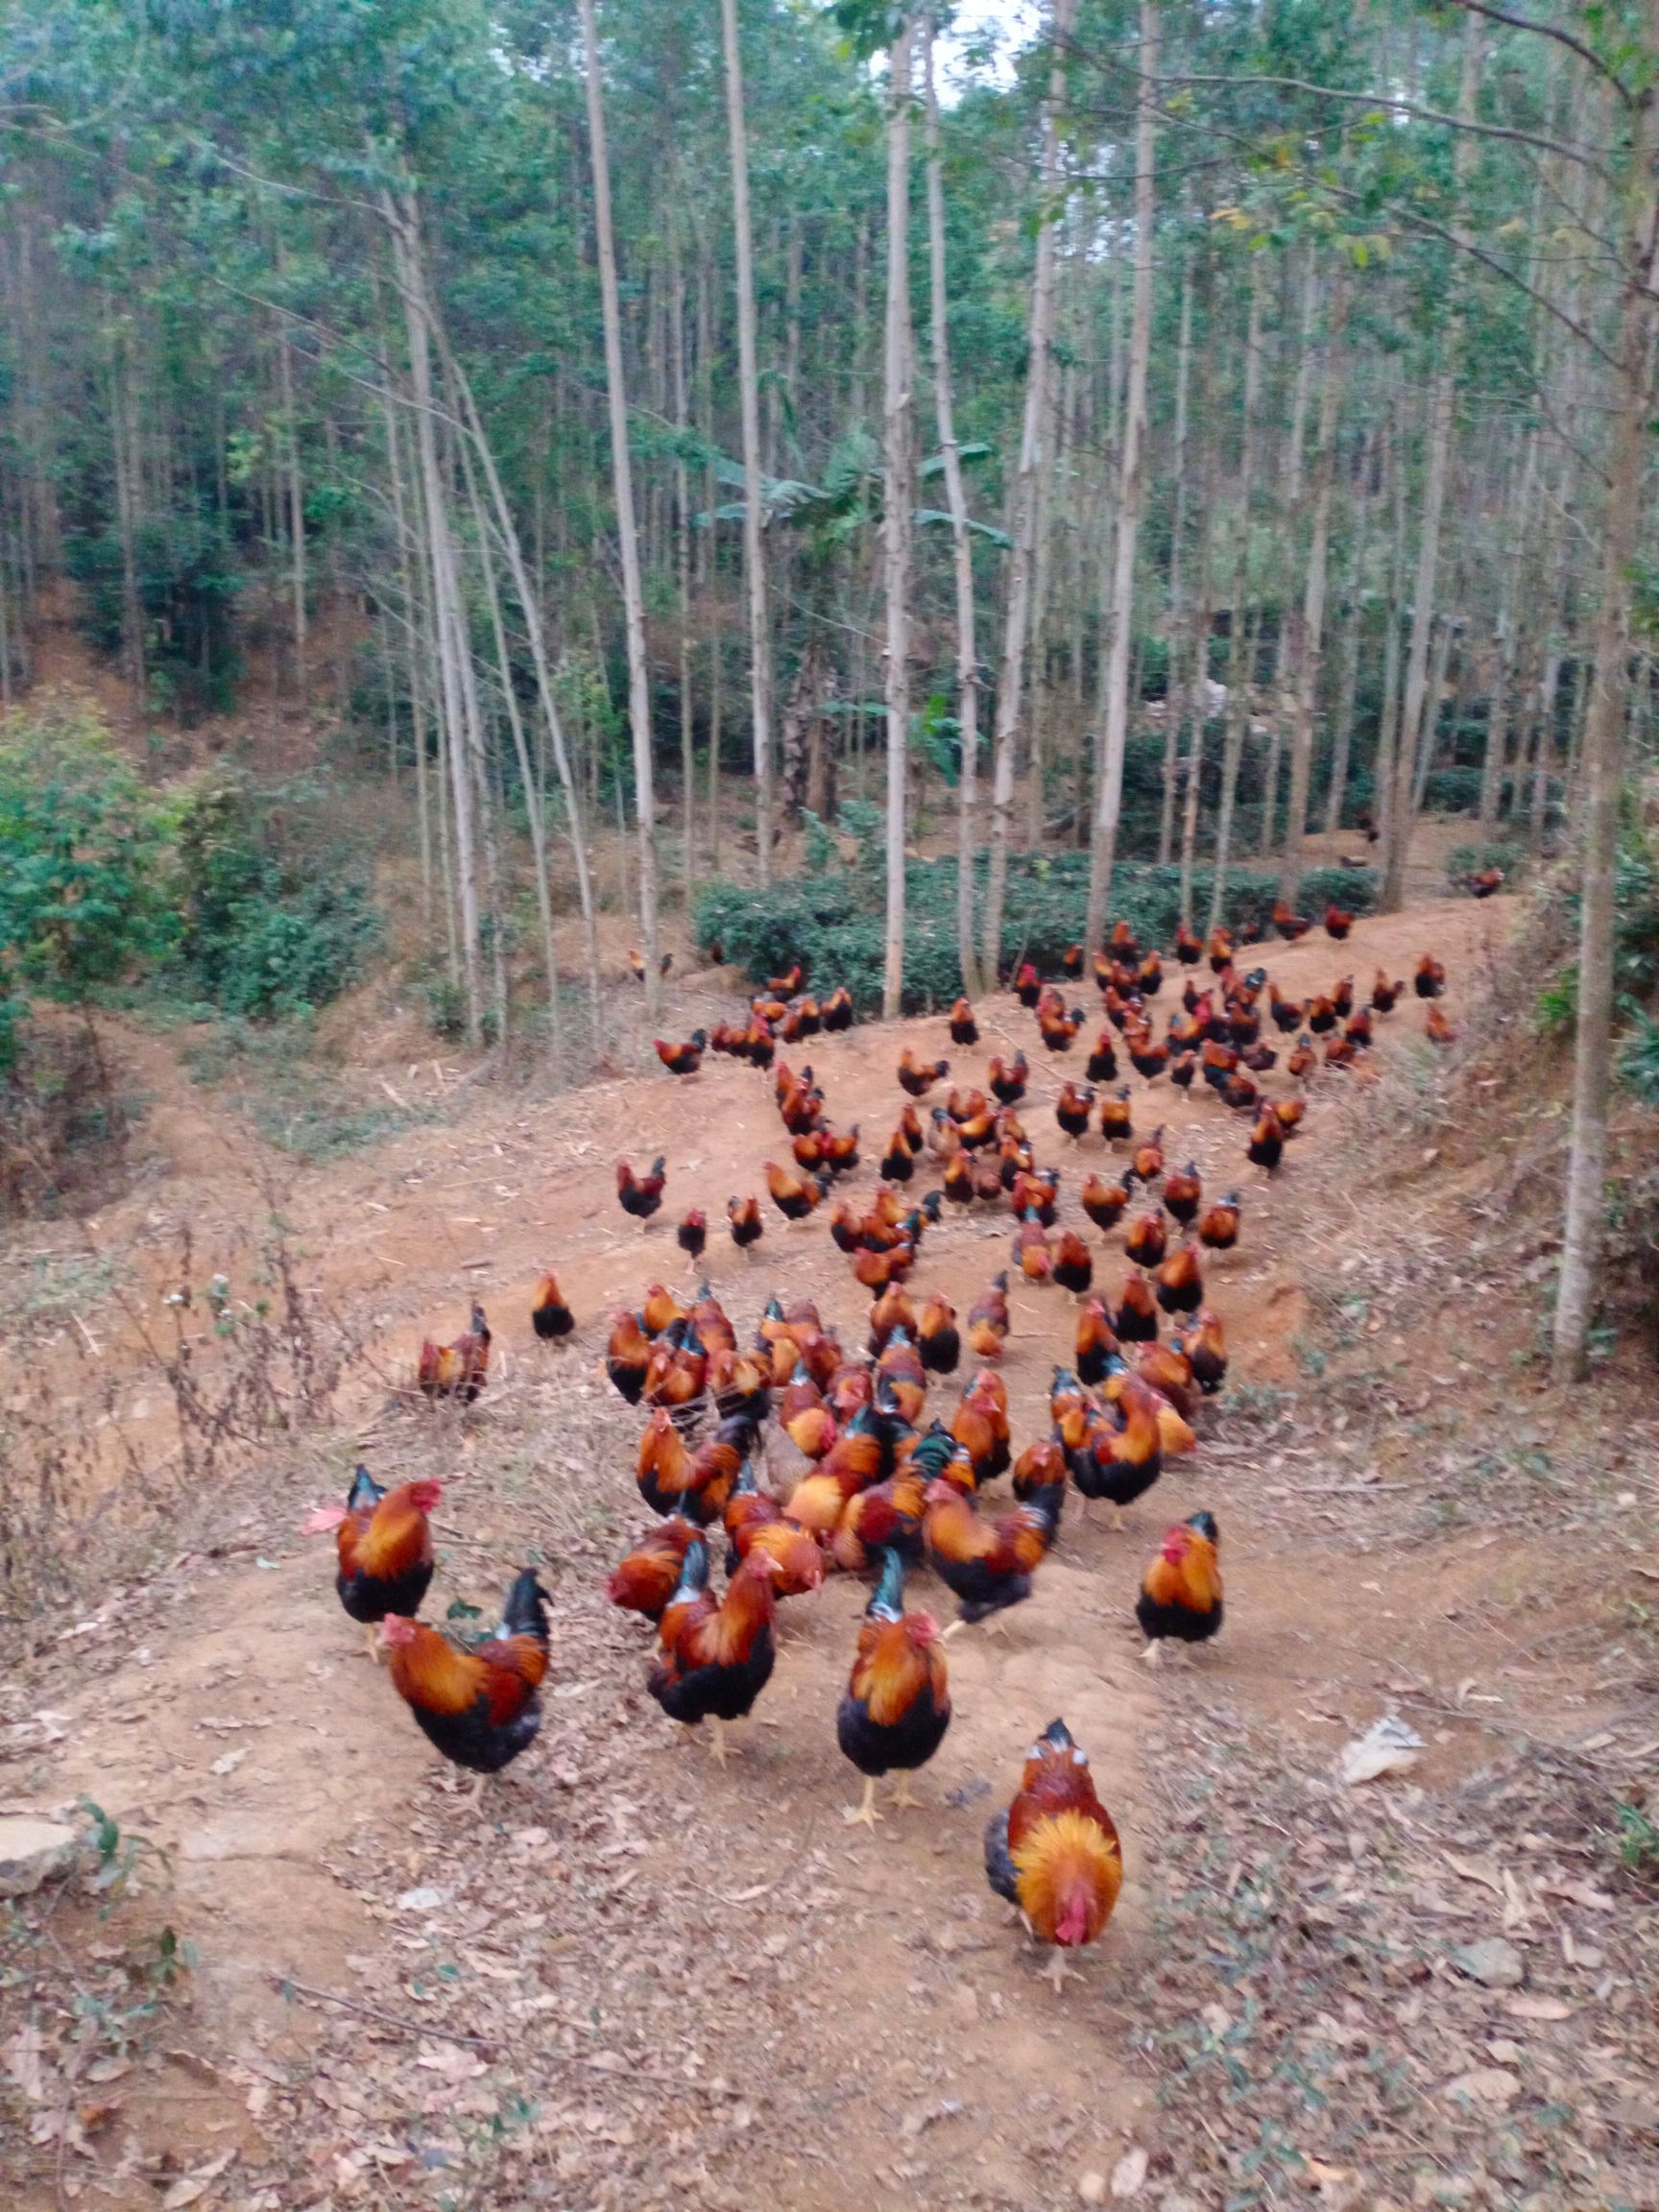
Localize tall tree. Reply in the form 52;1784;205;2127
1381;12;1481;910
881;11;916;1021
922;7;984;1000
1085;0;1159;950
982;0;1077;979
578;0;660;1018
720;0;775;888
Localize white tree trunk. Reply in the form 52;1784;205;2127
1159;251;1195;866
981;0;1077;977
882;15;916;1021
392;204;483;1045
1084;0;1159;950
1381;13;1479;910
442;337;605;1046
1207;252;1265;929
923;12;984;999
579;0;661;1020
720;0;775;887
1280;268;1347;895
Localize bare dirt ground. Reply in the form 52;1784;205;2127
4;867;1658;2212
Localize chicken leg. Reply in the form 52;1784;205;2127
889;1774;924;1813
706;1719;730;1767
842;1777;883;1830
1040;1949;1080;1995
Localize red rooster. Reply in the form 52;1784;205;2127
418;1304;491;1403
648;1538;779;1763
984;1719;1123;1990
306;1466;442;1660
382;1569;550;1800
836;1549;951;1828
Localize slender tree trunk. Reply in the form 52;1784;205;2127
1179;282;1218;927
393;208;483;1044
579;0;661;1020
1084;0;1158;949
1479;429;1535;829
1554;27;1659;1378
923;12;984;999
442;341;604;1045
1372;379;1408;853
276;317;307;703
380;383;432;917
982;0;1076;976
670;209;696;910
1258;241;1322;854
459;433;563;1060
881;15;916;1021
1323;423;1374;838
1207;254;1265;929
1025;369;1060;849
1415;602;1457;816
1280;269;1348;894
1159;250;1195;866
720;0;775;886
1530;643;1562;852
1382;13;1479;908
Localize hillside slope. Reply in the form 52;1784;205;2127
5;888;1658;2212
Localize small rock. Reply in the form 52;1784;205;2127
1450;1937;1526;1989
396;1886;445;1912
0;1815;79;1898
1079;2175;1107;2206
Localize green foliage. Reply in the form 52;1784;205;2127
1616;1008;1659;1106
1614;1800;1659;1886
1537;833;1659;1068
697;850;1377;1015
0;704;173;1070
0;712;380;1056
170;774;381;1022
1534;969;1576;1038
1447;839;1521;890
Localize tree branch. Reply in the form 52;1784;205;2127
1143;71;1611;176
1446;0;1635;104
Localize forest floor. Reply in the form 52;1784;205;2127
4;869;1658;2212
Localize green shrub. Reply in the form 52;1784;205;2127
1423;765;1485;815
1447;838;1523;891
0;703;173;1069
1617;1008;1659;1105
696;849;1378;1014
170;773;380;1021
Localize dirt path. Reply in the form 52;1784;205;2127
9;882;1656;2210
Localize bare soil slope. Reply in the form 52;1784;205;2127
5;885;1658;2212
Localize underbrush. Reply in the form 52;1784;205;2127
697;809;1376;1009
0;1201;358;1653
0;702;383;1217
180;1016;443;1160
0;1018;132;1215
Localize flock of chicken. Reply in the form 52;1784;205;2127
310;905;1455;1987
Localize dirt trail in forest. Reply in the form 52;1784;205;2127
19;874;1651;2212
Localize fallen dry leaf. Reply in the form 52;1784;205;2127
1442;2068;1520;2107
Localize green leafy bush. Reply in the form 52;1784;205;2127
697;845;1377;1014
1447;839;1522;891
0;703;173;1070
170;773;381;1021
1536;832;1659;1071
